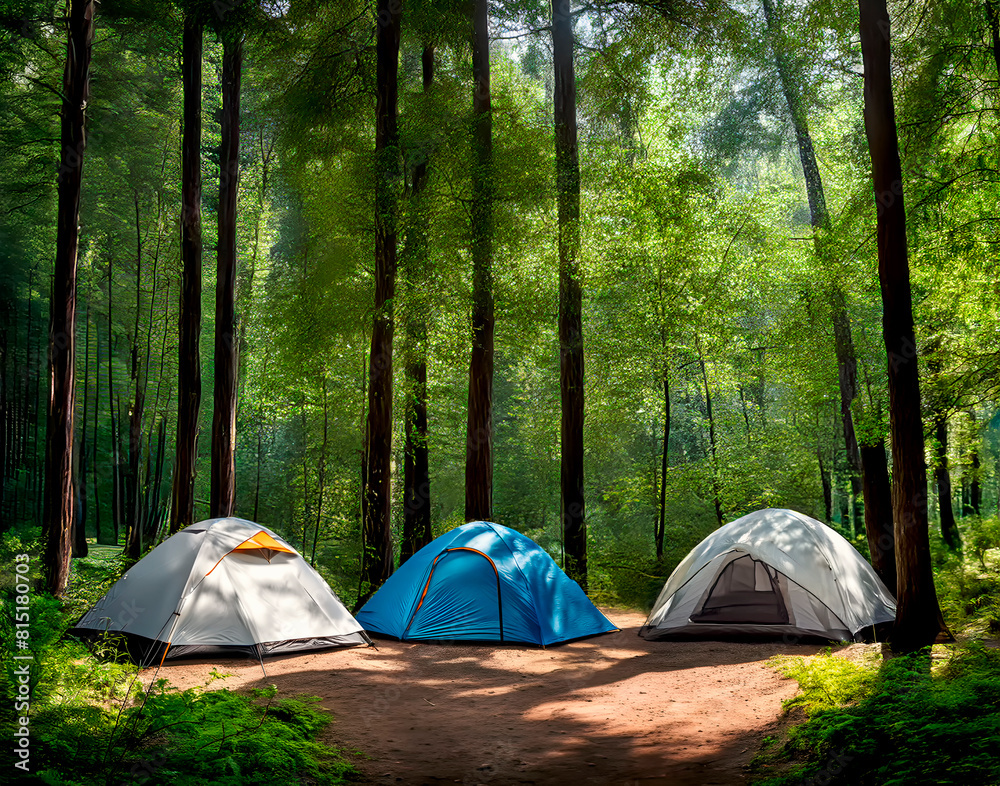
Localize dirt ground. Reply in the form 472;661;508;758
154;609;832;785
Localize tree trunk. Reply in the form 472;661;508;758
859;0;946;651
92;316;101;543
73;305;90;558
553;0;587;588
860;439;896;595
311;377;328;566
465;0;494;522
818;448;833;523
210;35;242;519
42;0;94;595
655;365;669;560
988;2;1000;79
170;15;203;534
934;414;961;551
126;194;145;559
360;0;401;590
401;45;435;565
107;300;121;546
696;335;723;527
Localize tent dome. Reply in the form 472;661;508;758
71;517;370;664
641;508;896;642
357;521;617;645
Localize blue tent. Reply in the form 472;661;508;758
357;521;617;645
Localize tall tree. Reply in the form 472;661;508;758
210;33;243;519
360;0;401;591
465;0;494;522
762;0;895;570
859;0;945;651
400;44;435;564
42;0;94;595
553;0;586;587
170;13;203;534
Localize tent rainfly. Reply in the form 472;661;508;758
357;521;618;645
641;508;896;642
71;517;370;665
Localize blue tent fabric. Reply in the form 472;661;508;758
357;521;617;645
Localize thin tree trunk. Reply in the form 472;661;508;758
126;193;145;559
656;365;669;560
553;0;587;588
311;376;328;566
73;304;90;558
301;400;311;553
43;0;94;595
211;35;242;519
465;0;494;522
107;296;121;545
859;0;946;651
170;15;203;534
92;316;101;543
696;335;723;527
934;414;961;551
360;0;401;591
401;44;434;565
818;448;833;523
253;422;262;521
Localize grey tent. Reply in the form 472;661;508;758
640;508;896;642
71;517;370;664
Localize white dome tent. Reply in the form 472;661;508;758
640;508;896;642
71;518;371;667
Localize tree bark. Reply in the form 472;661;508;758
73;305;90;558
987;2;1000;80
126;194;145;559
934;414;961;551
211;35;242;520
656;365;669;560
92;316;101;543
360;0;401;590
860;439;896;595
400;45;434;565
42;0;94;595
465;0;495;523
171;15;203;533
696;335;723;527
553;0;587;588
859;0;946;651
311;377;329;566
818;448;833;523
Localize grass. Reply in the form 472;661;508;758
752;519;1000;785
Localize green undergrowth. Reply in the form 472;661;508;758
750;644;1000;785
24;680;358;786
1;528;359;786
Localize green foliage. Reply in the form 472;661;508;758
25;682;357;786
752;647;1000;785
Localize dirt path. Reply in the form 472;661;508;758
156;610;822;785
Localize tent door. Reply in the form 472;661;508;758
690;554;789;625
404;548;504;641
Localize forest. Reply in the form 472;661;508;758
3;0;1000;784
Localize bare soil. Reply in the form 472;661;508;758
153;609;829;785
